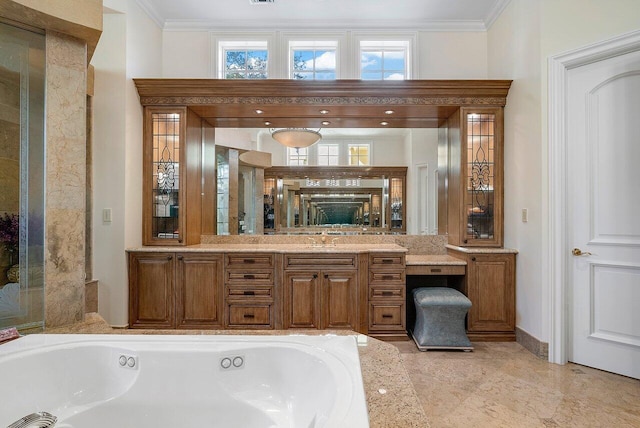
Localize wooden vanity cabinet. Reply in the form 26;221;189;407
128;252;175;328
283;254;359;331
175;252;224;329
128;251;223;329
447;248;516;341
442;107;504;247
367;253;407;340
224;253;276;329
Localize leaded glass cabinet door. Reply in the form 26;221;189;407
459;107;503;247
143;107;187;245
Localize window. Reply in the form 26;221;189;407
290;41;337;80
360;40;410;80
317;143;340;165
287;147;308;165
219;41;268;79
348;144;371;166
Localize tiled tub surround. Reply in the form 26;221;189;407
44;314;430;428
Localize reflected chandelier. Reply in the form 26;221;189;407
271;128;322;149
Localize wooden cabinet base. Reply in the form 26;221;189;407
467;332;516;342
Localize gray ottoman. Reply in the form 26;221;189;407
411;287;473;351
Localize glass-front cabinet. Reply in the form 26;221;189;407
443;107;503;247
143;107;202;245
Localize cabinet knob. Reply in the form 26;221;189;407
324;274;329;279
178;239;183;243
313;274;318;279
167;255;173;260
464;239;468;244
471;257;476;262
177;255;183;260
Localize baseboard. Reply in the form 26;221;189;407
516;327;549;359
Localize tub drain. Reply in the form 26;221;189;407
7;411;57;428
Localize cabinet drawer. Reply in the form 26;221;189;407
369;303;405;330
369;285;405;300
227;286;273;299
226;254;274;269
225;270;274;285
369;254;405;268
285;254;356;269
228;304;272;326
369;270;405;284
405;265;466;276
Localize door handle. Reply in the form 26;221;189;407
572;248;592;256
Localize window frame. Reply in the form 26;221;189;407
348;143;372;166
289;41;338;80
215;38;272;79
287;147;309;166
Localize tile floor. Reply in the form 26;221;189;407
393;340;640;428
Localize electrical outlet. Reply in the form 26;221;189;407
521;208;528;223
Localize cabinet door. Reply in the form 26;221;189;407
175;253;223;328
321;270;357;330
283;271;320;329
128;252;175;328
466;253;515;333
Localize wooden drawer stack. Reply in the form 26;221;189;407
224;253;276;329
368;253;407;340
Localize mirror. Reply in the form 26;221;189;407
215;127;441;235
264;166;406;234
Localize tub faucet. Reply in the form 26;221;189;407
8;412;57;428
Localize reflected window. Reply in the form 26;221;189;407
348;144;370;166
317;143;339;165
287;147;308;165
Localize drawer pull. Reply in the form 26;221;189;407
243;314;255;319
243;291;255;296
382;314;393;318
167;256;173;260
430;268;442;273
382;259;394;264
243;259;256;264
382;291;394;296
382;275;394;280
243;274;255;279
177;255;183;260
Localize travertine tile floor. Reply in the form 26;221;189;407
393;341;640;428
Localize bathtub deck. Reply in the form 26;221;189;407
45;313;429;428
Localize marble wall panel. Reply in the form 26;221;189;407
44;31;87;327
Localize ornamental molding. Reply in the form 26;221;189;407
139;96;507;106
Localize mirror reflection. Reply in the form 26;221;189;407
214;127;441;235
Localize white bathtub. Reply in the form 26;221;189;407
0;334;369;428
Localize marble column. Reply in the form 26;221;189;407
44;31;87;327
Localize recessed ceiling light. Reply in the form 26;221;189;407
380;121;389;126
384;110;395;115
319;109;330;114
264;121;271;126
255;109;264;114
321;121;331;126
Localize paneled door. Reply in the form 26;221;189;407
567;44;640;379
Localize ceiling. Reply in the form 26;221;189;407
136;0;511;31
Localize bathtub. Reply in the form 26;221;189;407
0;334;369;428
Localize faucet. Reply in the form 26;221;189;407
321;230;327;245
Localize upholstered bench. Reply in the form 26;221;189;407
411;287;473;351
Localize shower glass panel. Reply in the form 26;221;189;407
0;22;46;331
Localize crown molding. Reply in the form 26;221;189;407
484;0;512;30
134;0;165;29
162;18;488;32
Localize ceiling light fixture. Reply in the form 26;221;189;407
380;121;389;126
384;110;395;115
319;109;330;114
321;121;331;126
271;128;322;149
255;109;264;114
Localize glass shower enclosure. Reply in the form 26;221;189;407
0;21;46;332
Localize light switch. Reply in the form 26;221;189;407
521;208;528;223
103;208;112;223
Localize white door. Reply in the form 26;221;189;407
567;48;640;379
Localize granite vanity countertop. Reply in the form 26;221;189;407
45;314;429;427
127;243;408;254
406;254;467;265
